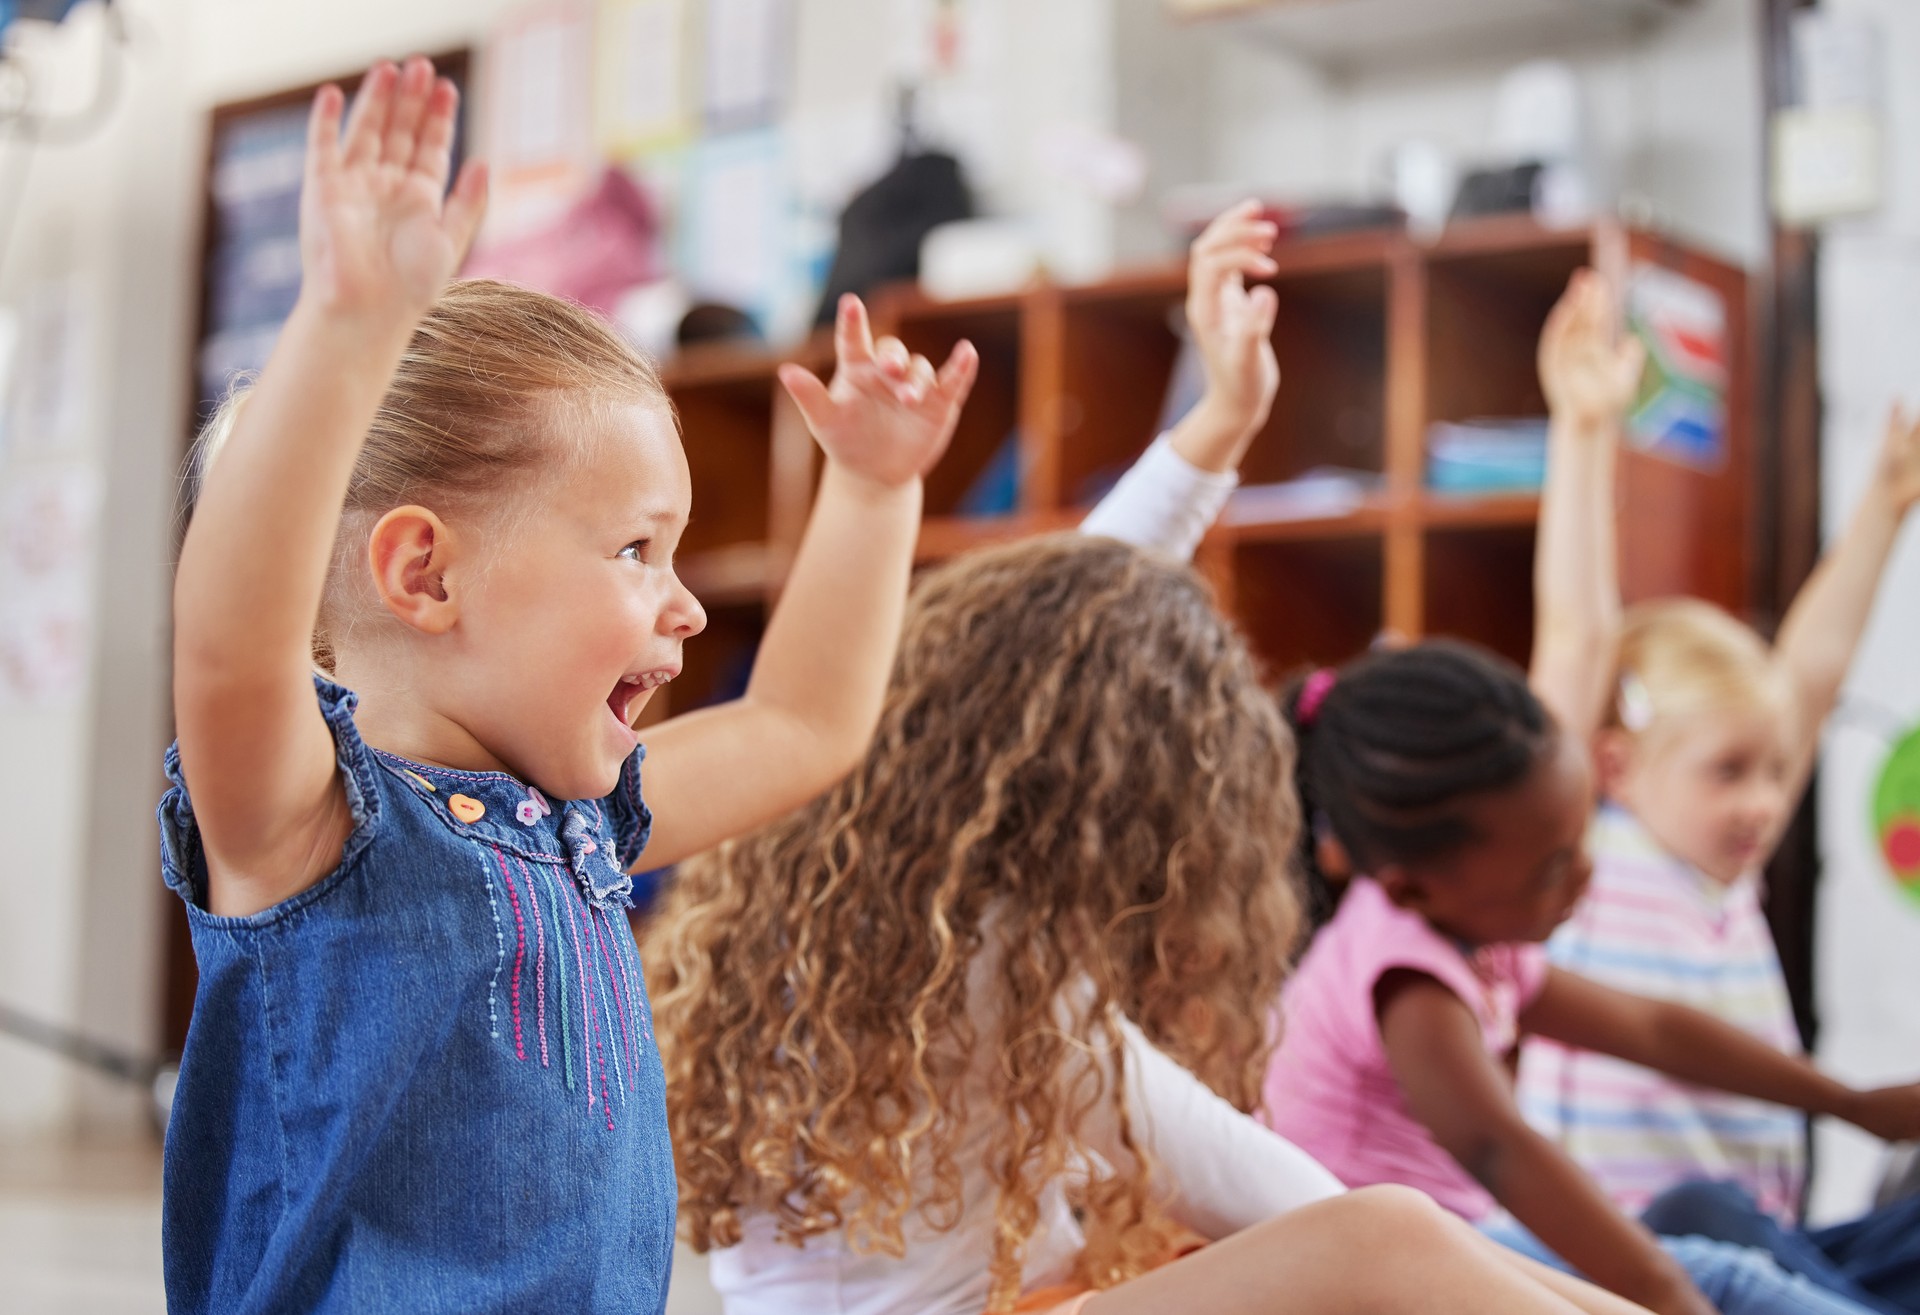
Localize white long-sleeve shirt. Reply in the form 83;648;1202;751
706;437;1338;1315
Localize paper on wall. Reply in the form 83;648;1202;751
0;465;102;709
481;1;599;239
596;0;693;155
680;128;786;328
702;0;790;130
1625;261;1730;472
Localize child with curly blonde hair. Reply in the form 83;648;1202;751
163;56;976;1314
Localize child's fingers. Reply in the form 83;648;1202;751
777;363;835;434
1197;219;1280;258
381;56;436;168
410;78;461;186
1195;199;1264;245
305;84;345;181
935;339;979;402
906;353;937;399
341;62;398;167
441;159;490;266
1245;282;1280;340
874;335;911;379
834;295;876;368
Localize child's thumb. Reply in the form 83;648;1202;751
778;364;834;433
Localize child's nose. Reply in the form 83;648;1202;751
665;576;707;639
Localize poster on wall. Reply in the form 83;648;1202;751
480;3;597;240
595;0;693;156
1871;726;1920;914
702;0;791;131
1625;261;1730;472
679;128;788;333
0;465;101;710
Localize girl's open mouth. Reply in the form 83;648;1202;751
607;669;676;726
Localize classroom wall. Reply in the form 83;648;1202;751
1808;0;1920;1226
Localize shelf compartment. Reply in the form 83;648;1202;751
1420;523;1537;668
874;289;1025;520
1055;260;1390;511
1228;533;1386;680
1422;230;1590;429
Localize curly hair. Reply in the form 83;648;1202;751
646;533;1301;1311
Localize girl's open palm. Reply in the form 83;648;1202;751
778;295;979;490
1540;269;1645;432
300;57;489;321
1187;199;1282;431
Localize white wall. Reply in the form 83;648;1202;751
1192;0;1765;266
1807;0;1920;1227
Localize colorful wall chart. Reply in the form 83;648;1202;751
1626;261;1730;472
1871;725;1920;912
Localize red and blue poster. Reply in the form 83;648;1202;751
1626;262;1730;471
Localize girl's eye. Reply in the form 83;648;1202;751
618;540;649;562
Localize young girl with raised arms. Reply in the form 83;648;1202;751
1258;274;1920;1315
163;58;979;1313
1515;281;1920;1310
647;210;1659;1315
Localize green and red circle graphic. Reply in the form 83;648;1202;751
1872;726;1920;910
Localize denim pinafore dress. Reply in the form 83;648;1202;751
158;678;675;1314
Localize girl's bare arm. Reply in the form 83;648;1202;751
173;60;485;917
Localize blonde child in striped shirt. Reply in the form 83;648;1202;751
1514;269;1920;1312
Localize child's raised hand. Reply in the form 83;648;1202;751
1845;1081;1920;1143
778;295;979;492
1539;269;1645;433
1186;199;1282;437
299;57;489;324
1872;405;1920;517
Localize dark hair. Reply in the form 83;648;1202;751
1281;640;1553;927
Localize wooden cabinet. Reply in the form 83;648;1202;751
651;215;1751;713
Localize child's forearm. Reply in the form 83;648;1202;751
1531;413;1622;742
1167;395;1264;475
745;460;920;766
175;299;413;689
1632;1000;1855;1117
1773;485;1902;789
1485;1130;1700;1314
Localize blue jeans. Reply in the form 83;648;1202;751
1480;1216;1883;1314
1642;1181;1920;1315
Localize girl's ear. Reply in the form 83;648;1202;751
1314;828;1354;882
1593;728;1637;801
368;504;461;636
1374;864;1425;912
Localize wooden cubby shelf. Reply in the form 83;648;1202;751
654;216;1751;698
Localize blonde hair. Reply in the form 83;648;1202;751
193;280;668;670
1608;598;1784;743
646;534;1303;1312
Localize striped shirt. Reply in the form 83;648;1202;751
1516;805;1806;1222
